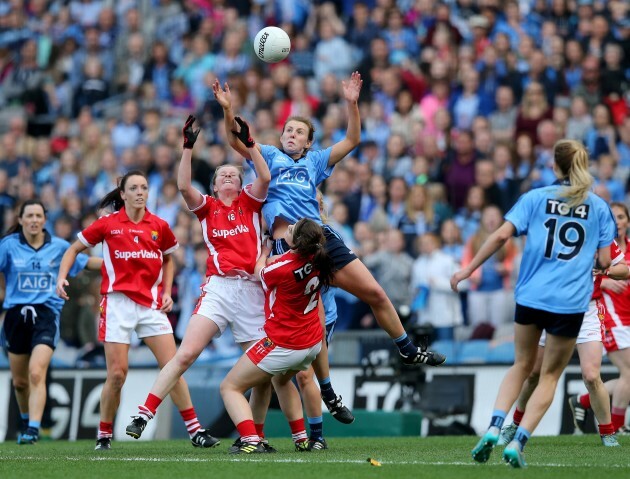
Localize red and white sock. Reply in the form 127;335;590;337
255;423;265;439
180;407;201;438
137;393;162;420
289;418;308;444
236;419;260;444
513;407;524;426
98;421;113;440
599;422;615;436
612;407;626;431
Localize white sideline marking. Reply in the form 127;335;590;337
0;456;629;468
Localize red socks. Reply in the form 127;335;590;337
237;419;260;444
578;394;591;409
513;408;524;426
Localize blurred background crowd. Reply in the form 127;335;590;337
0;0;629;359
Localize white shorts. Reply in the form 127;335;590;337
539;299;603;347
246;337;322;375
193;275;265;344
98;292;173;343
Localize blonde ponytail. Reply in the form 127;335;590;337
553;140;593;208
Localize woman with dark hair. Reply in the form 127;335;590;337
220;218;335;453
56;171;219;451
1;200;101;444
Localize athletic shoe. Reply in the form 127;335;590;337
503;441;527;468
471;429;499;463
322;395;355;424
17;431;38;445
307;438;328;451
294;440;310;452
400;348;446;366
498;422;518;446
94;438;112;451
617;425;630;435
260;438;277;453
601;433;620;447
191;429;220;448
229;441;266;454
125;416;147;439
229;438;275;453
568;395;588;434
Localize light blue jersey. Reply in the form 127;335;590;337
249;144;333;233
505;185;616;313
0;231;89;314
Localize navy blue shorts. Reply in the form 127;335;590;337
514;304;584;338
1;304;59;354
325;321;335;346
272;224;357;271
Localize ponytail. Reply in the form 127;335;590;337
99;170;148;212
553;139;593;208
292;218;335;290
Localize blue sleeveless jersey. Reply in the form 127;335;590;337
505;186;616;313
0;231;89;314
248;144;333;233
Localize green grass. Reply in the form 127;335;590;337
0;435;627;479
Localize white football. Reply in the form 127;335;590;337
254;26;291;63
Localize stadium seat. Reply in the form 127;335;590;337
455;340;491;363
487;341;515;364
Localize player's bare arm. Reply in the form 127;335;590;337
178;115;204;210
328;71;362;167
213;80;261;158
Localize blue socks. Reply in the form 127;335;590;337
394;333;417;357
20;413;29;431
514;426;531;450
319;377;336;403
308;416;323;441
489;410;506;430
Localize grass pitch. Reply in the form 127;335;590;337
0;435;627;479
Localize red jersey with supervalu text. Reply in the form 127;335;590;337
78;207;178;309
260;251;323;349
592;240;624;300
603;237;630;326
192;186;264;279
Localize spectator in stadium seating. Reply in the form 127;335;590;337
1;200;101;445
585;104;620;162
489;86;518;142
514;82;553;146
451;139;617;467
57;170;218;451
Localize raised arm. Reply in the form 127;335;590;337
231;116;270;199
328;72;363;167
213;80;261;158
178;115;204;210
56;240;89;300
450;221;516;292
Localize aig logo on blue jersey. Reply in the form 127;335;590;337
18;272;54;292
277;167;310;188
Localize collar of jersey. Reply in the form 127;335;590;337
19;228;52;248
118;206;152;223
281;149;307;162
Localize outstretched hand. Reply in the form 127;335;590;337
212;79;232;109
231;116;255;148
342;71;362;103
450;269;470;293
182;115;200;149
56;278;69;300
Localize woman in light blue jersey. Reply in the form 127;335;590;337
451;139;617;468
214;74;446;392
0;200;102;445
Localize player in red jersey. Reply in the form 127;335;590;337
124;115;276;449
220;218;336;453
499;239;628;446
572;202;630;433
57;170;218;451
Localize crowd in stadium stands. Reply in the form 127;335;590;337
0;0;629;356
